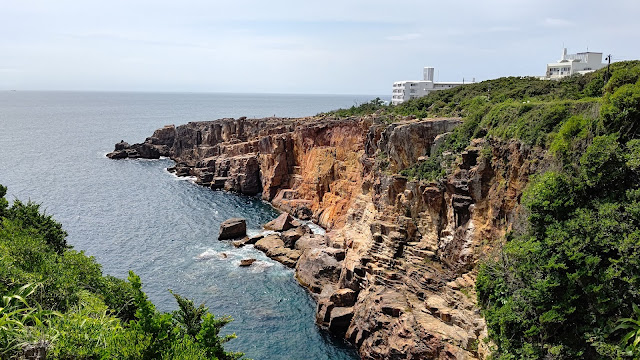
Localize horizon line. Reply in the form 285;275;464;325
1;89;389;98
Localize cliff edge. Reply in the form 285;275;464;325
109;114;539;359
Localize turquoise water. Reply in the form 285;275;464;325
0;91;380;359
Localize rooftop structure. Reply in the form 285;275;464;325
391;67;474;105
545;48;606;79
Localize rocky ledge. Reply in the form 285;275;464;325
110;114;542;359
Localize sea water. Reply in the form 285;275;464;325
0;91;382;359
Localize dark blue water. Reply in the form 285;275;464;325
0;91;380;359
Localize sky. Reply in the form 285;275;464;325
1;0;639;95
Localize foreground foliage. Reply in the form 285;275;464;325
0;185;243;359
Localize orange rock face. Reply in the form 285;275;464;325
109;115;542;359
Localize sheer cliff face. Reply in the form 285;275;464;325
336;137;541;359
108;116;541;359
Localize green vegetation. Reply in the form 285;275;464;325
472;63;640;359
327;97;386;117
328;61;639;183
331;61;640;358
0;184;243;359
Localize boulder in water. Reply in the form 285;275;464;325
240;258;257;267
218;218;247;240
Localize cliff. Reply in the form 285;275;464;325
108;114;540;359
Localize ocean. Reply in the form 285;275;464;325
0;91;382;359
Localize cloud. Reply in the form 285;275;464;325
543;17;574;28
61;32;217;51
485;26;519;33
2;0;639;94
385;33;422;41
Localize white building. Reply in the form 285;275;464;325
391;67;474;105
545;48;605;79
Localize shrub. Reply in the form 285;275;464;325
0;186;245;359
600;83;640;141
478;131;640;358
6;200;68;254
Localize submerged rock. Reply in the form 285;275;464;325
232;237;251;248
240;258;256;267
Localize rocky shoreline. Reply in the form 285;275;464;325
218;214;347;306
109;114;541;359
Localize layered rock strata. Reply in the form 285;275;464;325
109;115;542;359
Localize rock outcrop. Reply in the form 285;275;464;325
263;213;296;232
254;234;301;268
218;218;247;240
110;114;542;359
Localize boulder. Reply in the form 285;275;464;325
295;247;344;294
218;218;247;240
264;213;295;232
246;234;265;244
21;341;49;360
240;258;256;267
115;140;130;150
254;234;285;253
106;150;129;159
254;234;301;268
273;249;301;268
281;226;309;248
232;237;250;248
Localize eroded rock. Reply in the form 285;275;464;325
218;218;247;240
264;213;295;232
108;115;539;359
240;258;256;267
254;234;301;268
281;226;310;248
295;246;344;294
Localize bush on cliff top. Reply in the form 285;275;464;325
0;186;243;359
393;61;638;181
475;76;640;357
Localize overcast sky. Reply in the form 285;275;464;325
1;0;638;95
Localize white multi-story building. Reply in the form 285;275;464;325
545;48;605;79
391;67;474;105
